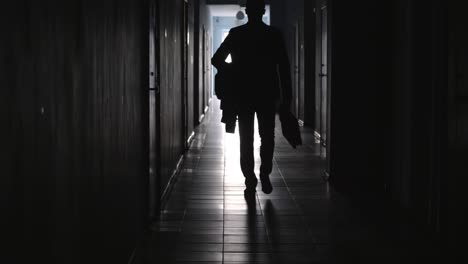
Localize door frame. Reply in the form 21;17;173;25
182;0;189;148
294;22;300;118
200;25;206;122
148;0;161;220
315;0;332;178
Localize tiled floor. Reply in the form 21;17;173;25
135;102;438;264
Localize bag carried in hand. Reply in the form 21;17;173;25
279;110;303;149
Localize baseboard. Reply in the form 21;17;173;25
199;103;211;123
128;248;136;264
160;155;185;209
161;103;212;208
199;114;205;123
187;131;196;146
314;131;321;141
322;170;330;182
161;103;211;211
314;130;327;147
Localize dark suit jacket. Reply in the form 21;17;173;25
211;22;292;106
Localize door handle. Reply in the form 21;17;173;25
319;73;327;77
149;83;160;94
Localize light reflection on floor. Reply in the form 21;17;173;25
136;100;438;264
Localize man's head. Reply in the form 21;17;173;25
245;0;265;22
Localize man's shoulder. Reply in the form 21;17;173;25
230;24;281;35
265;25;282;36
229;25;247;34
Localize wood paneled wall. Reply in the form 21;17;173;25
156;0;211;206
158;0;185;196
328;0;448;241
0;0;148;262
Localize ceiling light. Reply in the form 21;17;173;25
236;10;245;20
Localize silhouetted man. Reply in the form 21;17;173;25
211;0;292;197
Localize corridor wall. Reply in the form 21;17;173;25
158;0;186;202
447;0;468;258
271;2;449;244
156;0;212;206
196;0;212;124
382;0;447;239
1;0;148;263
270;0;306;123
328;0;449;247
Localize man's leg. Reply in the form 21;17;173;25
238;107;257;193
257;104;276;194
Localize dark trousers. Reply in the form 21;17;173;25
238;103;276;185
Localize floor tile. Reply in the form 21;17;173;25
136;101;435;264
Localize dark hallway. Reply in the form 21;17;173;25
1;0;467;263
135;100;439;263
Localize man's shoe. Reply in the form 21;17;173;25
260;175;273;194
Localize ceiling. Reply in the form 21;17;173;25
209;4;270;17
206;0;271;6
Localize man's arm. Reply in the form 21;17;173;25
277;31;292;110
211;30;233;72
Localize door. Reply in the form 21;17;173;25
294;24;300;118
149;0;160;219
182;0;189;147
299;17;305;123
186;0;195;144
294;18;305;123
448;0;468;252
303;0;316;126
205;31;211;111
319;6;329;165
320;6;328;146
201;26;206;120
